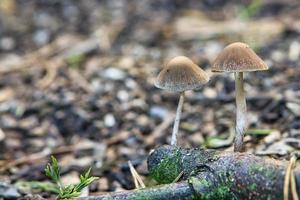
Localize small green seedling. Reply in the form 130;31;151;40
45;156;98;199
238;0;262;20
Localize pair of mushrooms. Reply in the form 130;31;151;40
155;42;268;152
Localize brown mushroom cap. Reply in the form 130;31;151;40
212;42;268;72
155;56;209;92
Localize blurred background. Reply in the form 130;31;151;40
0;0;299;198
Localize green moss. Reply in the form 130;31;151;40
189;177;211;189
249;164;264;175
249;183;257;191
102;196;114;200
149;149;182;184
249;164;277;180
267;195;272;200
189;177;233;200
66;54;85;68
190;193;196;200
264;169;277;180
129;191;154;200
210;155;220;162
202;185;232;200
235;160;243;167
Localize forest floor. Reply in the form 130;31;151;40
0;0;300;198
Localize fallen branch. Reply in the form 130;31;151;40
145;113;174;146
81;181;192;200
81;145;299;200
0;142;93;172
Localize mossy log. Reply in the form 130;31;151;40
83;145;300;200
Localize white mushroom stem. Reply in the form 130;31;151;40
171;92;185;146
234;72;247;152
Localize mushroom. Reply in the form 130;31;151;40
212;42;268;152
155;56;209;146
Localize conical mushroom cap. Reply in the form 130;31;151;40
155;56;209;92
212;42;268;72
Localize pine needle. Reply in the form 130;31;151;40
128;161;146;189
284;154;299;200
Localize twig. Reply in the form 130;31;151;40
106;131;131;146
0;143;93;172
145;113;174;146
37;58;62;88
0;148;52;172
0;128;5;141
172;171;184;183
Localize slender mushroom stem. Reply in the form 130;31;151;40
234;72;247;152
171;92;185;146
